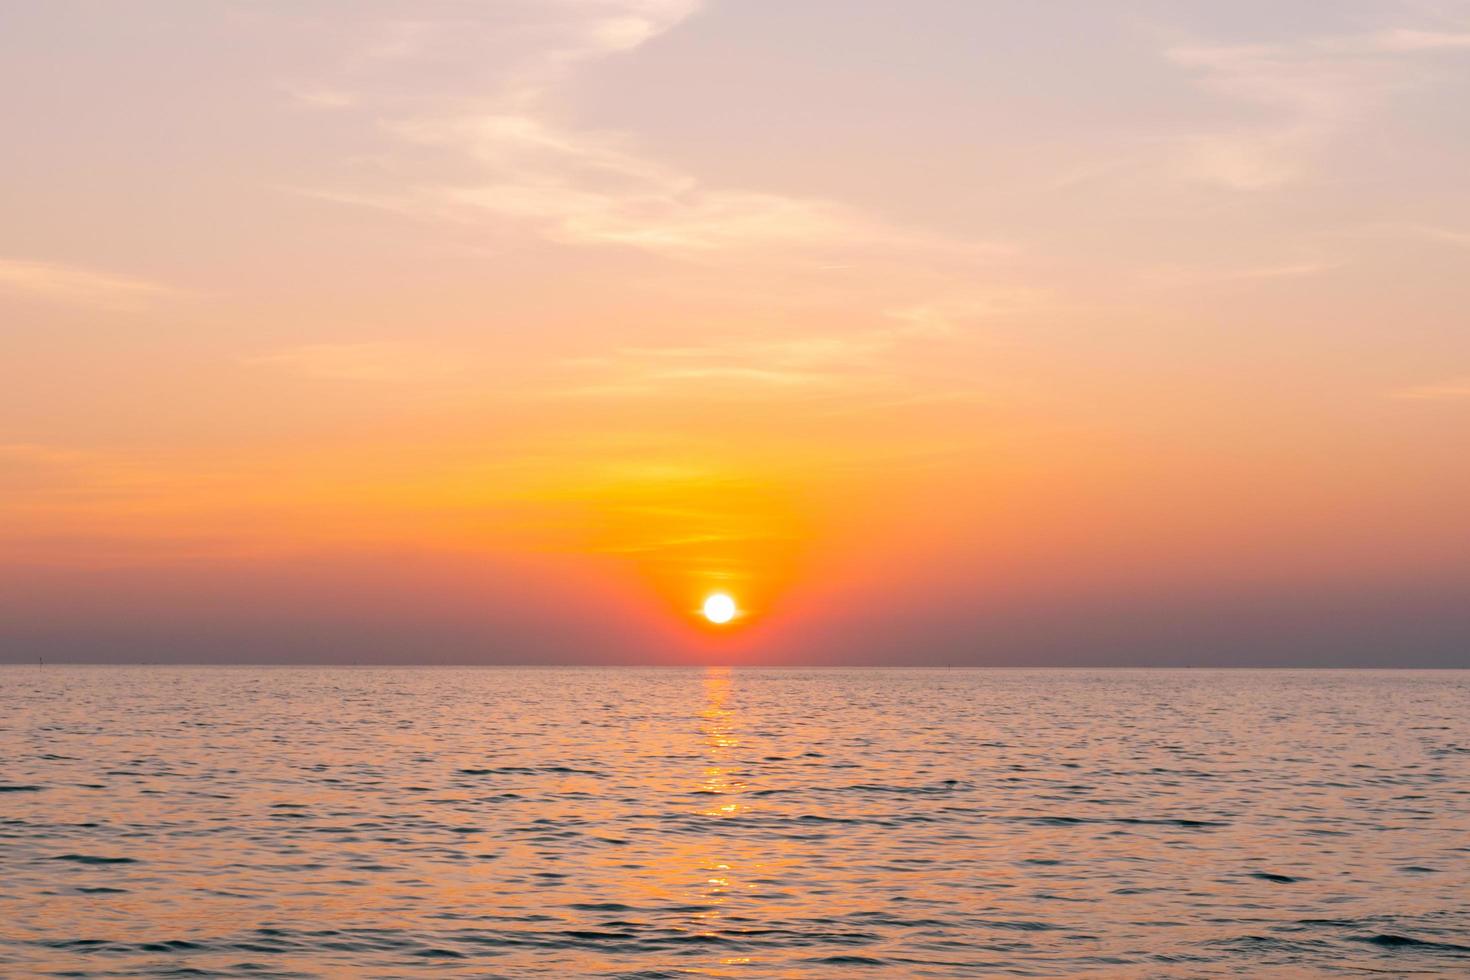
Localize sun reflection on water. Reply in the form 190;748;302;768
698;667;745;817
682;667;757;948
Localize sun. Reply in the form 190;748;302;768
702;592;737;625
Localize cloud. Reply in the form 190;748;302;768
1357;29;1470;53
0;258;180;310
293;2;1008;265
283;84;357;110
1391;378;1470;401
341;105;1015;262
0;442;86;462
1164;44;1376;189
1139;259;1339;289
0;443;168;512
371;111;881;254
243;342;464;382
553;292;1040;400
555;340;852;398
498;0;702;104
1163;20;1457;190
884;292;1050;335
1400;225;1470;247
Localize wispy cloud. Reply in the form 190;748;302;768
294;2;1009;264
1165;44;1380;190
1394;224;1470;248
0;258;180;310
497;0;702;105
282;84;357;110
1140;259;1339;289
0;443;171;508
243;342;464;382
556;340;853;399
553;292;1041;400
884;291;1050;334
1354;29;1470;53
1391;377;1470;401
377;112;873;253
1163;20;1460;190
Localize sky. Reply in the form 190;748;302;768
2;0;1468;665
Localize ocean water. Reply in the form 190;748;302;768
2;667;1468;978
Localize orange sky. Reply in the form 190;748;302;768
2;1;1468;664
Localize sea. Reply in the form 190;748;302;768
2;666;1468;978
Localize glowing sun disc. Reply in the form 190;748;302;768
702;593;737;624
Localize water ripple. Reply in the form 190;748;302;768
2;666;1467;977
